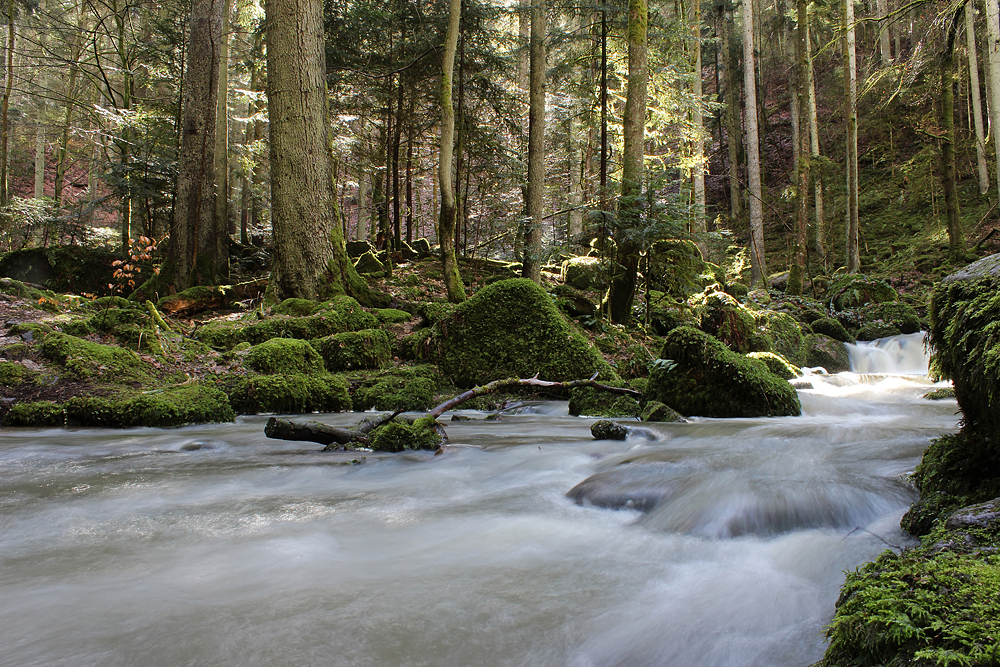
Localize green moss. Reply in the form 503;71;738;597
1;342;30;360
825;273;899;311
313;329;391;371
923;387;956;400
820;539;1000;666
0;360;29;386
354;251;386;274
374;308;412;324
754;310;807;365
418;302;458;327
398;328;435;361
5;400;63;427
197;302;380;350
8;322;53;341
39;332;148;381
124;384;235;427
225;373;351;415
811;317;854;343
645;326;801;418
351;365;450;412
64;396;123;427
647;290;698;336
692;289;768;353
561;256;604;290
647;239;713;298
859;302;922;334
857;321;902;341
244;338;325;375
368;418;444;452
746;351;800;380
568;386;641;418
640;400;684;422
435;278;614;388
272;298;320;316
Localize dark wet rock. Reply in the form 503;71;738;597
567;467;683;511
591;419;628;440
790;380;814;390
945;498;1000;531
640;401;685;423
804;334;851;373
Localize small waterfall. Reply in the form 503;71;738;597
847;332;930;375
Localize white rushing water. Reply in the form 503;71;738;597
0;336;958;667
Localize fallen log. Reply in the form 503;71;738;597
264;375;641;450
158;278;269;316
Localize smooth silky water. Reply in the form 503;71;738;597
0;334;959;666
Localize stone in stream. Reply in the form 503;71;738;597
590;419;628;440
567;467;684;512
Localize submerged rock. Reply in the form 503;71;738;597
590;419;628;440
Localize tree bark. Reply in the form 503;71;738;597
265;0;382;304
806;20;825;267
1;0;14;207
607;0;647;324
170;0;228;290
788;0;810;295
942;8;965;257
214;0;232;238
720;3;742;224
845;0;860;273
988;0;1000;203
438;0;466;302
689;0;706;245
521;0;546;284
967;3;989;195
743;0;766;285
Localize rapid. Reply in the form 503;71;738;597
0;333;959;666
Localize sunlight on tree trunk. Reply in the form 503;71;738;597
743;0;765;285
941;8;964;257
844;0;860;273
521;0;545;284
438;0;466;303
969;2;989;195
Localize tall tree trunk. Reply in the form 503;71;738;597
844;0;860;273
54;57;81;206
788;0;810;295
264;0;380;304
521;0;546;284
607;0;647;324
405;128;413;243
876;0;891;63
743;0;766;285
721;3;742;224
806;20;825;267
438;0;466;302
169;0;227;290
214;0;231;238
942;8;964;257
0;0;14;207
33;118;44;200
967;3;989;195
689;0;705;240
392;79;403;251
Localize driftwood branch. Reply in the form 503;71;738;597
265;409;403;449
428;374;641;418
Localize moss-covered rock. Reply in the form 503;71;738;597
313;329;391;371
225;373;351;414
591;419;628;440
825;273;899;311
0;360;30;385
923;387;956;400
810;317;853;343
5;400;63;427
244;338;325;375
647;239;712;298
374;308;412;324
561;256;604;290
692;289;768;353
61;384;235;428
272;298;320;317
368;417;444;452
645;326;800;418
567;386;640;418
39;332;148;381
354;251;386;274
647;290;698;336
803;334;851;373
351;365;450;412
855;321;901;341
0;245;120;295
754;310;806;365
435;278;613;387
849;301;922;341
640;400;684;422
746;351;800;380
551;284;596;318
398;328;435;361
819;515;1000;667
418;302;458;327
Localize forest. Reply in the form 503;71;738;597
2;0;1000;665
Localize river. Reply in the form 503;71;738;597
0;334;959;666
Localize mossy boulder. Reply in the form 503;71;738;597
923;387;956;401
354;251;386;274
568;386;640;418
810;317;853;343
746;351;800;380
647;290;698;335
692;289;768;353
418;302;459;327
754;310;806;365
411;238;432;255
39;332;148;381
640;401;684;422
225;373;351;414
0;245;120;295
803;334;851;373
561;256;604;290
435;278;613;388
647;239;712;298
645;326;800;418
591;419;628;440
851;301;922;341
0;360;30;386
313;329;391;371
272;298;320;317
244;338;325;375
61;384;236;428
855;321;901;341
351;365;450;412
551;284;596;318
5;400;64;427
346;240;373;258
368;417;444;452
825;273;898;311
374;308;412;324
